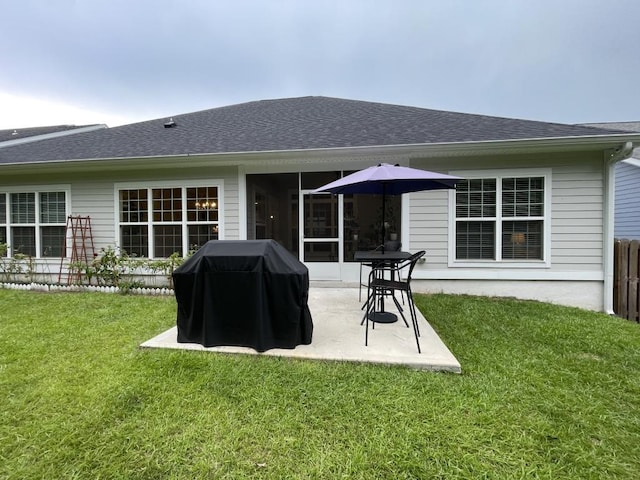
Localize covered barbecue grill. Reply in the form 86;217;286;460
172;240;313;352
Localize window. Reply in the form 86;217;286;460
117;184;221;258
454;174;546;262
0;189;67;258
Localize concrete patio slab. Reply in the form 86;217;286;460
141;286;461;373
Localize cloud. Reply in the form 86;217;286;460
0;0;638;128
0;92;134;128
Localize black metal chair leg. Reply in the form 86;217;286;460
365;303;369;346
365;284;381;345
359;262;363;302
407;287;420;337
408;296;421;353
391;294;410;328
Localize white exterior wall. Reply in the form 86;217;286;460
1;149;611;311
406;151;606;310
551;160;603;271
240;150;609;310
67;165;241;251
411;279;603;311
69;180;116;250
0;164;240;274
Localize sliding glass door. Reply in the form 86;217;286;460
246;171;401;281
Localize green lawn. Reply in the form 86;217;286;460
1;289;639;479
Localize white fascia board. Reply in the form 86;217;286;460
3;132;639;173
213;133;640;160
0;124;107;148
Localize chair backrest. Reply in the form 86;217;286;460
401;250;426;282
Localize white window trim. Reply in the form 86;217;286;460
114;179;224;258
0;185;71;258
448;168;551;269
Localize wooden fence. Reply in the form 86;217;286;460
614;238;640;322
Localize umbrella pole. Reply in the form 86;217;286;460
381;184;386;252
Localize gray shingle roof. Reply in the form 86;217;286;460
0;97;632;165
584;122;640;161
0;124;100;144
583;121;640;133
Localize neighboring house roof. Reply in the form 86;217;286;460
584;122;640;161
583;121;640;133
1;125;78;143
0;96;636;165
0;124;106;149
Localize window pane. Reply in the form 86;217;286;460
11;193;35;223
304;194;338;238
301;171;340;190
0;227;7;253
482;190;496;216
529;190;544;214
502;178;514;191
120;189;148;223
120;225;148;257
152;188;182;222
304;242;338;262
502;177;544;218
530;177;544;189
342;193;401;261
40;192;66;223
246;173;298;254
0;195;6;223
188;224;219;251
11;227;36;256
502;221;543;260
455;191;469;217
41;226;65;257
456;179;495;218
456;221;495;260
154;225;182;258
187;187;218;222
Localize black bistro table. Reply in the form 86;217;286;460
354;250;411;324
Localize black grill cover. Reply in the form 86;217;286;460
172;240;313;352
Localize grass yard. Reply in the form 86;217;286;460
1;289;639;479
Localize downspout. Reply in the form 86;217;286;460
603;142;634;314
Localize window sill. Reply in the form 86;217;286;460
448;260;550;269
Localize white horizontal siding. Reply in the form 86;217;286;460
412;279;603;311
407;187;449;268
221;169;240;240
408;151;606;275
2;149;610;299
70;181;117;250
64;165;241;252
551;157;604;270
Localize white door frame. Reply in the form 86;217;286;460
300;189;342;280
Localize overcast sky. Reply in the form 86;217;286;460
1;0;639;130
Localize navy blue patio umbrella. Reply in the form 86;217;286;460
314;163;462;248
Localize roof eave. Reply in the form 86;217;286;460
1;133;639;174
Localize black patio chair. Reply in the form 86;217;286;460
362;250;426;353
358;240;402;302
